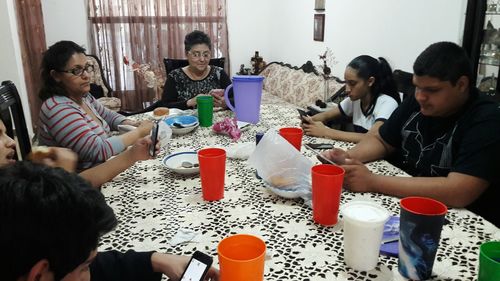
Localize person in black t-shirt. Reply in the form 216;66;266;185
322;42;500;227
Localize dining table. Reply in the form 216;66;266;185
98;93;500;280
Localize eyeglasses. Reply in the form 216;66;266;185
189;51;211;59
58;63;94;76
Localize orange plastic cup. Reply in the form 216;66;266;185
279;127;303;151
198;148;226;201
218;234;266;281
312;164;345;226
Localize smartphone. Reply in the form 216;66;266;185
149;121;159;157
305;143;334;150
179;251;213;281
297;108;311;123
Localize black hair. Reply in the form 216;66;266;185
184;30;212;52
347;55;401;114
0;162;117;280
39;40;86;101
413;41;472;85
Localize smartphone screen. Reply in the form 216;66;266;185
149;121;159;157
180;251;213;281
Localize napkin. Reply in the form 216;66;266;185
213;117;241;141
169;228;201;246
225;142;255;160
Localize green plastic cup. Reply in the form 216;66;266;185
197;95;214;127
479;241;500;281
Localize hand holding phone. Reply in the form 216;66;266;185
149;121;159;157
297;108;310;123
179;251;213;281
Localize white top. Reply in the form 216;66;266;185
339;94;399;133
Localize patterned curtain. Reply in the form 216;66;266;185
88;0;229;111
15;0;47;130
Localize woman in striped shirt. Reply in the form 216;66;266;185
38;41;152;170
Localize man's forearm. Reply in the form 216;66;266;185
348;134;390;162
370;172;488;208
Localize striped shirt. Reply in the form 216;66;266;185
39;93;126;170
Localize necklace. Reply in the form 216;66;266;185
186;66;210;80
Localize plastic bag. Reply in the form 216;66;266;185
247;129;313;203
157;121;172;151
225;142;255;160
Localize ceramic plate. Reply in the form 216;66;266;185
162;151;200;175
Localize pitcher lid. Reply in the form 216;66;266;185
232;75;264;81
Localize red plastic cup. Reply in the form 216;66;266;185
218;234;266;281
311;164;345;226
279;127;303;151
197;148;226;201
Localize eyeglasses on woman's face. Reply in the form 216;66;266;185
58;63;95;76
188;51;211;59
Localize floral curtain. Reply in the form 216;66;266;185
15;0;47;130
88;0;229;111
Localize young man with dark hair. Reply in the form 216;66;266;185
0;162;218;281
323;41;500;226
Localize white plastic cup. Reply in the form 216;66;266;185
341;201;390;271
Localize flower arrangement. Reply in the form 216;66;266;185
316;48;338;107
123;56;165;90
317;47;337;78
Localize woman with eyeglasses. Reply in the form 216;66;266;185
153;30;231;110
38;40;153;170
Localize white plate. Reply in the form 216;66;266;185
144;108;184;120
162;151;200;175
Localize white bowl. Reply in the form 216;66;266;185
171;123;199;135
162;151;200;175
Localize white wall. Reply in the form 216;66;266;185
41;0;90;48
0;0;33;136
228;0;468;78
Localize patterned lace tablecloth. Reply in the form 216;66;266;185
99;100;500;281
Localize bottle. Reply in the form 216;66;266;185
255;132;264;179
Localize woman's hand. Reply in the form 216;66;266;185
136;120;153;137
301;116;330;137
128;136;160;162
151;253;219;281
210;89;226;108
121;119;140;127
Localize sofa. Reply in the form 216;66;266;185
258;61;345;108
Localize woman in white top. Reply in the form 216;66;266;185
301;55;401;143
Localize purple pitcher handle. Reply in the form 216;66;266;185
224;84;235;111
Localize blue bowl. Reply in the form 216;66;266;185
164;115;199;127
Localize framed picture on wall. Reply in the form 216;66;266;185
315;0;325;11
313;14;325;41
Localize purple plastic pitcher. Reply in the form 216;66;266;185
224;75;264;124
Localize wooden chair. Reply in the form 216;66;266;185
86;54;121;111
0;81;31;160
